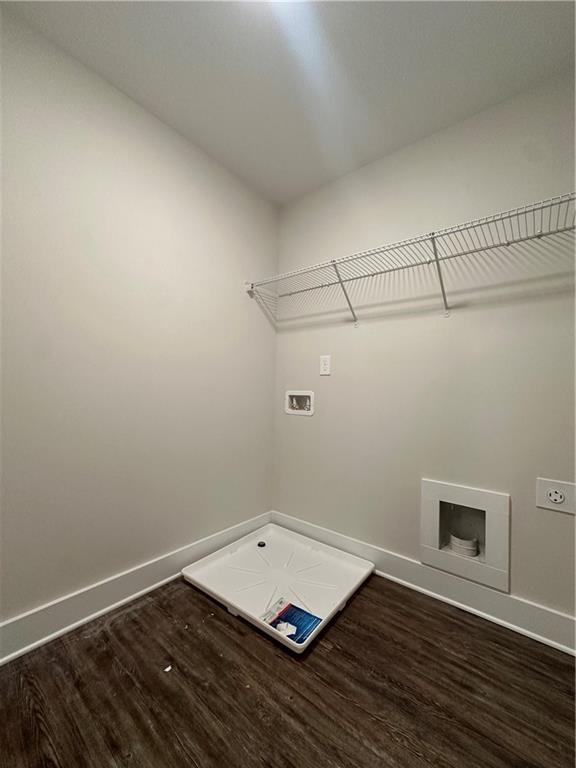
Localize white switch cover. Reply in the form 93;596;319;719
319;355;331;376
536;478;575;514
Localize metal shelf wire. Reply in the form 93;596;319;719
247;193;575;325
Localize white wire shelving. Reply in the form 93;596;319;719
247;193;575;325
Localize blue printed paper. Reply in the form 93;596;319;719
261;598;322;644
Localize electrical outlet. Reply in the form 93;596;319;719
536;478;575;514
547;488;565;505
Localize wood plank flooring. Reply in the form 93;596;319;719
0;575;573;768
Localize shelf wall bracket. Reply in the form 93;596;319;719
430;234;450;315
332;260;359;325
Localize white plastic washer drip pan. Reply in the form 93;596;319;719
181;524;374;653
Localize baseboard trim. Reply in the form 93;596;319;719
0;512;272;666
271;511;575;655
1;509;573;665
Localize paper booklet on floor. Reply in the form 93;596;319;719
261;598;322;645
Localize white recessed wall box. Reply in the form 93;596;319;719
285;390;314;416
420;479;510;592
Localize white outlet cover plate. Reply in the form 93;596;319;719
536;477;575;514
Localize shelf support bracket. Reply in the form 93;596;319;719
430;234;450;315
332;260;358;325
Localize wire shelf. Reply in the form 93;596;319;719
247;193;575;325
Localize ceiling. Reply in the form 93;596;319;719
9;2;575;204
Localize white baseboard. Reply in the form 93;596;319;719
0;512;272;666
271;511;575;655
1;509;573;665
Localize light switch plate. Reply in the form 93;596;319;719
319;355;331;376
536;478;575;514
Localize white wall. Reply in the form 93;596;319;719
0;12;277;620
274;76;575;614
2;8;574;636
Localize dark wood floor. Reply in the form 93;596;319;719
0;576;573;768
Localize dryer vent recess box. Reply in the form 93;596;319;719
285;391;314;415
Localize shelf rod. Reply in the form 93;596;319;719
279;256;429;297
430;234;449;313
332;260;358;324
